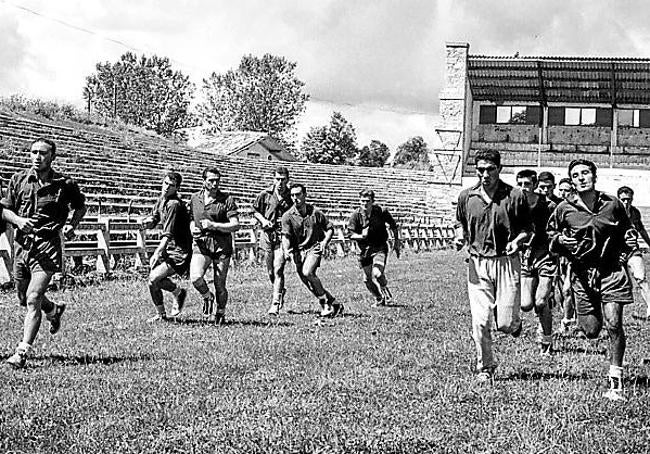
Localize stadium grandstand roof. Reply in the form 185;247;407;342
468;54;650;105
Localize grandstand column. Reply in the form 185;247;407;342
436;42;470;184
611;108;618;168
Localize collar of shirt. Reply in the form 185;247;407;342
565;190;612;214
26;168;64;186
467;179;511;203
201;189;226;207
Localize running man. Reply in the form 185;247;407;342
347;189;400;307
140;171;192;321
281;183;341;317
548;159;638;401
2;138;86;368
189;167;239;324
455;150;531;381
617;186;650;318
516;169;557;354
252;166;292;315
556;177;576;331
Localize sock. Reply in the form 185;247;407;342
608;365;624;380
171;287;182;297
17;342;31;354
201;290;213;300
155;305;166;316
45;306;57;320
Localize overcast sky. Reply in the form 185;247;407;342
1;0;649;150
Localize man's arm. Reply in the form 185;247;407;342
632;208;650;247
321;226;334;250
505;190;533;255
383;209;401;257
347;212;366;240
454;194;467;250
252;192;273;229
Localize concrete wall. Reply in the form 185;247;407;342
617;127;650;147
473;124;540;143
547;126;611;145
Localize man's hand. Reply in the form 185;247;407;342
454;237;466;251
283;248;293;262
261;218;273;229
200;219;213;231
139;216;155;229
149;252;161;269
62;225;76;240
558;233;578;253
505;240;520;255
361;227;369;239
394;242;401;259
16;216;35;233
625;229;639;250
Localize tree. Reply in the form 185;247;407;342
300;112;358;165
393;136;431;170
358;140;390;167
84;52;195;137
198;54;309;147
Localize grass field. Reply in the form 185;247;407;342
2;251;650;453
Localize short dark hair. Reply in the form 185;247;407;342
31;138;56;155
568;159;597;177
202;167;221;180
290;183;306;195
274;166;289;177
359;189;375;199
164;171;182;188
538;171;555;185
516;169;537;183
617;186;634;197
474;149;501;167
558;178;572;186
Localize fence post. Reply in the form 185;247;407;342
96;218;111;274
0;227;14;285
135;224;148;269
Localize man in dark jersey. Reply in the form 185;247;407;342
140;171;192;321
548;160;638;401
617;186;650;318
189;167;239;324
516;169;557;355
347;189;400;307
252;166;292;315
556;177;576;331
537;171;563;205
281;183;341;317
2;138;86;368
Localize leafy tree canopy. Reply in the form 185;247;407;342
393;136;431;170
300;111;358;165
85;52;195;137
358;140;390;167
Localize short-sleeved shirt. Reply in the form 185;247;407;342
189;190;238;256
547;191;633;273
456;180;532;258
281;204;332;251
1;168;85;249
347;204;397;251
150;194;192;256
524;192;556;259
626;205;650;245
253;186;292;232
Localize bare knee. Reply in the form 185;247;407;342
26;291;44;308
580;318;602;339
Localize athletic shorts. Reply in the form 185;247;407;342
358;245;388;268
13;240;61;281
193;236;232;260
520;252;558;279
259;229;281;253
162;247;192;277
295;243;323;268
572;265;634;316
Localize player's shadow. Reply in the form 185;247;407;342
285;309;369;319
555;344;607;356
627;375;650;389
172;317;292;327
501;370;596;382
0;353;153;367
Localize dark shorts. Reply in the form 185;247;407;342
572;265;634;316
521;252;558;279
13;240;61;281
193;236;232;260
259;229;281;253
359;245;388;268
163;247;192;277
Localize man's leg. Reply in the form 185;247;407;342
7;270;54;368
573;272;603;339
190;253;214;317
147;262;177;319
603;301;625;401
271;247;286;305
362;264;383;304
213;256;231;319
494;255;522;335
627;254;650;316
301;248;336;316
467;256;497;376
520;275;537;313
561;262;576;329
372;252;393;304
534;276;555;353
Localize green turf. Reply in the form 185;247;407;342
1;251;650;453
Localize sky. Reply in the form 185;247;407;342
1;0;650;151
